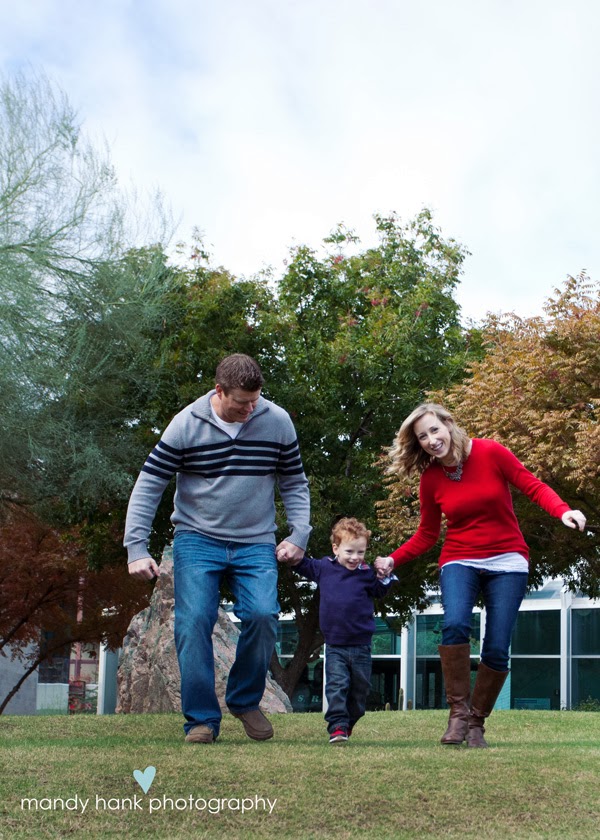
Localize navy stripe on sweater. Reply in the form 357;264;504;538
141;437;305;481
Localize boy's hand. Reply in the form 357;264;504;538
374;555;394;579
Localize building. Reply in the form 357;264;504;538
3;578;597;715
277;579;600;712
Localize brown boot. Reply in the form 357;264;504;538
438;644;472;745
467;661;509;748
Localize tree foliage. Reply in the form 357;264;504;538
142;213;474;695
378;272;599;597
0;72;479;702
0;73;178;538
0;503;148;713
0;72;179;702
263;212;472;691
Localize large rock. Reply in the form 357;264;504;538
116;547;291;714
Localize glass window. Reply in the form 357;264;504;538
571;659;600;708
368;661;401;710
38;655;70;684
372;617;400;655
510;658;560;710
572;609;600;656
525;579;564;599
38;638;71;683
416;613;480;656
415;658;444;709
511;610;560;655
275;622;299;657
290;660;323;712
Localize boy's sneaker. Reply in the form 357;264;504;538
329;728;349;744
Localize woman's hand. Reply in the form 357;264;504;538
374;555;395;579
561;510;586;531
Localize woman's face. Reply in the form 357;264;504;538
413;412;454;465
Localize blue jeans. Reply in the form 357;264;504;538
324;645;372;733
173;530;279;736
440;564;528;671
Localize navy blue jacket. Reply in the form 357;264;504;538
294;556;396;646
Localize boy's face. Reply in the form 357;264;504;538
332;536;368;571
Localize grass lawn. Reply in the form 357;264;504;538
1;710;599;839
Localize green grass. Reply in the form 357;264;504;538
1;710;599;839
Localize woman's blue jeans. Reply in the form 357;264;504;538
440;564;528;671
324;644;372;734
173;530;279;737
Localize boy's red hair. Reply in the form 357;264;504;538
330;517;371;546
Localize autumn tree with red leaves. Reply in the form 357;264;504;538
0;504;149;713
378;273;599;597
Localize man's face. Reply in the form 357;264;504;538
213;384;261;423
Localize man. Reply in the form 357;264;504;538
125;354;311;743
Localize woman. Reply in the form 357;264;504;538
375;403;586;748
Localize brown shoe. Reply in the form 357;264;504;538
467;662;509;748
185;725;215;744
230;709;274;741
438;643;472;745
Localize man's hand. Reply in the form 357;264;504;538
276;540;304;566
374;555;394;579
128;557;160;580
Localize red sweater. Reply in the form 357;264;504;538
390;439;570;568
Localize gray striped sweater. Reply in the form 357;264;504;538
124;391;311;563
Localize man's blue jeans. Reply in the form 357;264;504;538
173;530;279;737
324;644;372;734
440;563;528;671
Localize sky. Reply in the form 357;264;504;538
1;0;599;321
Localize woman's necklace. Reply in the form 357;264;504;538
442;461;463;482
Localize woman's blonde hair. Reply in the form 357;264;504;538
386;403;471;477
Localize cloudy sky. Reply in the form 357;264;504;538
1;0;599;321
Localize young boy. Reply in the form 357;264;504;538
284;517;397;744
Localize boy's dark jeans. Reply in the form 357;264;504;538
324;644;372;733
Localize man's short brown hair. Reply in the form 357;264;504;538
215;354;264;393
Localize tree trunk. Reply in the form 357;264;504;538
0;637;74;714
0;652;44;714
270;598;323;698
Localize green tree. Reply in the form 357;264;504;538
143;212;474;698
141;242;281;559
264;211;473;694
0;73;180;701
0;72;174;534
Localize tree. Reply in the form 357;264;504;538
0;71;173;523
0;73;183;706
0;503;148;713
263;211;473;694
143;212;474;698
377;273;599;596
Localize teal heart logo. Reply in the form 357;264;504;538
133;766;156;794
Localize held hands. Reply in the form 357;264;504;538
128;557;160;580
276;540;304;566
374;555;395;579
561;510;587;531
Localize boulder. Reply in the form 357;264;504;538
116;547;292;714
